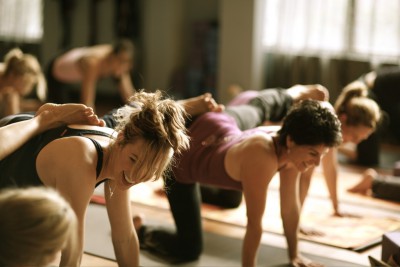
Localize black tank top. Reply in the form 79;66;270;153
0;117;113;189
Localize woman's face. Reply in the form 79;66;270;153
113;52;132;76
112;138;148;190
341;123;373;144
287;141;329;172
339;114;374;144
10;74;36;96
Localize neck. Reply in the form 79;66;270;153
97;140;116;183
272;135;289;170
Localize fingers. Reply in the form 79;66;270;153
207;97;225;112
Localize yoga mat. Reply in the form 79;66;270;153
128;186;400;251
84;203;369;266
120;168;400;251
91;176;400;252
289;167;400;213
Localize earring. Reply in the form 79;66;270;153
108;180;116;198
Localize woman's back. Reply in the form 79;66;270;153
174;112;279;191
53;45;111;82
0;117;114;189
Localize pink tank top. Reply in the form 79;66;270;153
53;48;89;82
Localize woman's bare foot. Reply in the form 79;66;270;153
347;168;376;195
178;93;225;117
291;254;324;267
288;84;329;102
300;226;324;237
35;103;105;129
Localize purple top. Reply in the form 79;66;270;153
173;112;275;191
228;90;259;106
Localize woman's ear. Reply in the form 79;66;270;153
339;114;347;124
116;131;125;143
286;135;294;149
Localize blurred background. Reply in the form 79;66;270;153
0;0;399;105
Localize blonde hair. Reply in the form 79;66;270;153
0;187;78;267
3;48;47;101
111;90;190;183
334;81;381;129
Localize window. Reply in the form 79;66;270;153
262;0;400;58
0;0;43;43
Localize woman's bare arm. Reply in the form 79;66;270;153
79;57;100;108
106;181;140;267
280;167;324;267
36;137;102;266
240;142;276;267
117;73;136;103
321;148;340;215
2;89;21;116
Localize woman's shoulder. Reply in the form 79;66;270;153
237;134;279;181
43;125;113;156
84;45;112;58
44;135;100;158
240;132;277;158
36;135;100;185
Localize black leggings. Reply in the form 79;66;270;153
372;175;400;202
141;175;203;261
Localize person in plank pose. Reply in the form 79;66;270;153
135;99;342;267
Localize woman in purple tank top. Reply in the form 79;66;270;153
136;100;342;267
205;83;382;224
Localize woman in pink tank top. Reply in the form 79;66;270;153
46;38;136;110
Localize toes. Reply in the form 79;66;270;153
98;119;106;127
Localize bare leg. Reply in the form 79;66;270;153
35;103;105;128
178;93;225;117
347;168;376;195
287;84;329;102
0;103;105;160
227;84;243;99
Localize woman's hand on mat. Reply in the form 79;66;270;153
299;226;324;237
332;210;361;218
291;255;324;267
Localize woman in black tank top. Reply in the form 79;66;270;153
0;90;190;267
